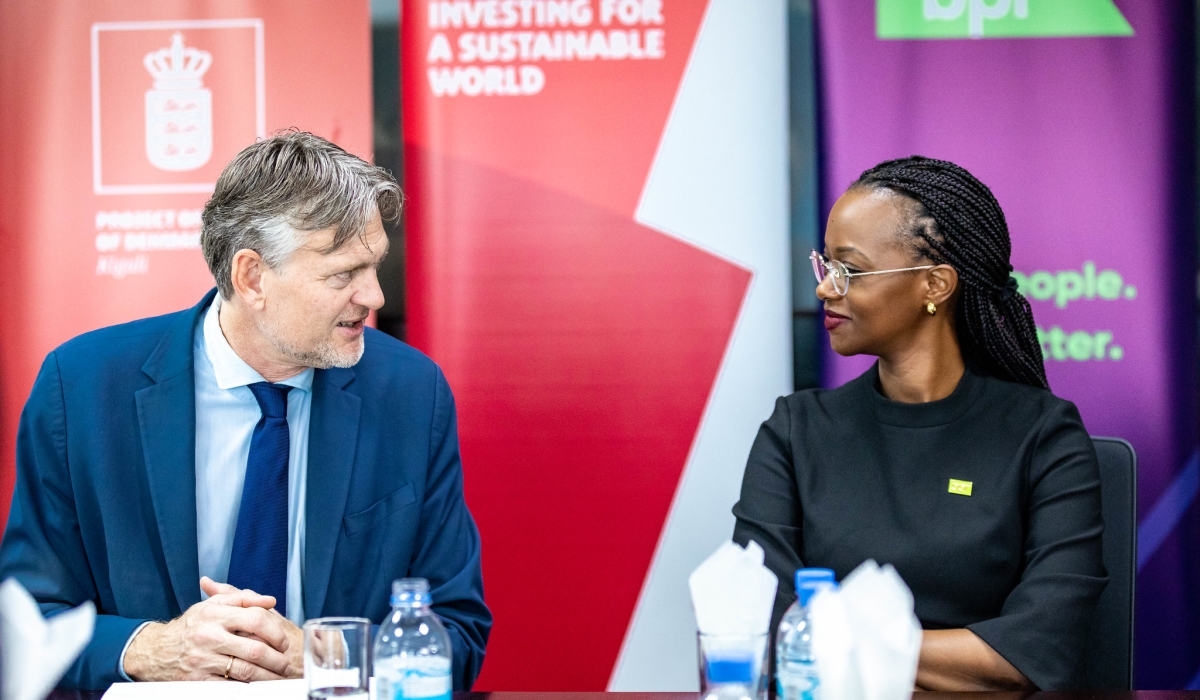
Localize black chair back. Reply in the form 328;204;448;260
1083;437;1137;690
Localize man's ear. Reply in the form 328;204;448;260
230;249;269;311
926;264;959;307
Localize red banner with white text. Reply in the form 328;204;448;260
403;0;790;690
0;1;372;527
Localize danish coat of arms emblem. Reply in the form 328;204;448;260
142;32;213;172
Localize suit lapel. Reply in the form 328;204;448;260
304;366;360;618
135;290;215;614
136;375;200;614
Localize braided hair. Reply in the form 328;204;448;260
851;156;1048;390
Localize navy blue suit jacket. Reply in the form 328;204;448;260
0;290;490;689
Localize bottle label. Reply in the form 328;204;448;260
378;671;451;700
777;670;819;700
802;676;820;700
403;674;451;699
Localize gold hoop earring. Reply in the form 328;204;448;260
926;302;937;316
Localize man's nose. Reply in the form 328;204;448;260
354;269;386;311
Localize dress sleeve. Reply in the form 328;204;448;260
967;400;1107;690
732;396;805;635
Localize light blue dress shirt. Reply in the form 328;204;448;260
119;296;313;679
194;294;312;625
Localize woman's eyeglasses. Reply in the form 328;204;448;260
810;250;934;297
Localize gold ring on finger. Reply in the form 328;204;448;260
224;654;235;680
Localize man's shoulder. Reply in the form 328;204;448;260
357;327;442;381
362;327;431;361
360;326;436;365
52;308;188;372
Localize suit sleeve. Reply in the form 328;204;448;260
967;401;1108;690
0;352;149;689
407;367;491;690
732;396;805;641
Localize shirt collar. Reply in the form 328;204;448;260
202;295;314;393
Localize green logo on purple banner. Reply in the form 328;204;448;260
877;0;1133;39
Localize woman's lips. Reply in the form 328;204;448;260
824;310;848;331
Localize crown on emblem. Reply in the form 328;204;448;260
143;33;212;91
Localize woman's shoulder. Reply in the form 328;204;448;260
773;370;874;422
976;370;1078;407
778;368;1087;434
974;371;1088;432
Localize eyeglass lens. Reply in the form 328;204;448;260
810;252;825;284
810;252;849;295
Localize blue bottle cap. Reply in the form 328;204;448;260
794;568;837;607
706;655;754;684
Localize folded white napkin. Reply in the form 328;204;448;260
808;560;922;700
689;540;779;636
0;578;95;700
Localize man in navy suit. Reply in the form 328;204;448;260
0;132;490;689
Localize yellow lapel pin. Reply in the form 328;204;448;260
948;479;973;496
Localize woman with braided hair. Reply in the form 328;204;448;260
733;156;1105;690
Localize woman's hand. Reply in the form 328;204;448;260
916;629;1035;691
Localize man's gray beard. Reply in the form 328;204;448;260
258;316;365;369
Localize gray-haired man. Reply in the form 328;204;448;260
0;131;491;689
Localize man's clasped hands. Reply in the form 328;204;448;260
123;576;304;682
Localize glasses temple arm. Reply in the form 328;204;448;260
849;264;936;278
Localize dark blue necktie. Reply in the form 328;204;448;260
227;382;292;617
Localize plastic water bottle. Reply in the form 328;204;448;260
776;568;837;700
374;578;453;700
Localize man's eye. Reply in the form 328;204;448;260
334;272;352;282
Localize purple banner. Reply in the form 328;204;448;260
816;1;1196;688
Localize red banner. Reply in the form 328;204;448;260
403;0;791;689
0;1;372;527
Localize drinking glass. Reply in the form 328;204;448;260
696;632;769;700
304;617;371;699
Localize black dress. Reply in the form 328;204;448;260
732;363;1106;690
